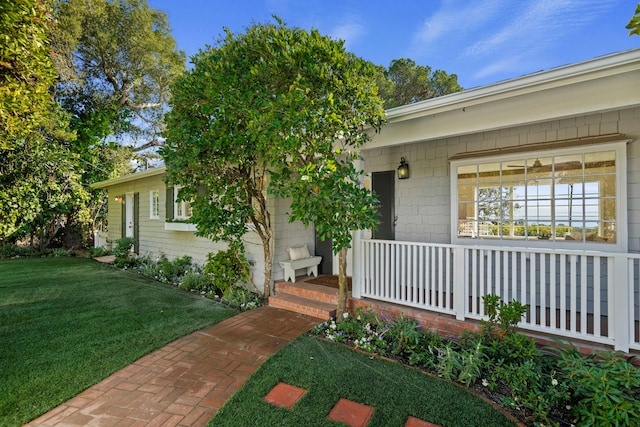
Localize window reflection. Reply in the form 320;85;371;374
456;150;616;243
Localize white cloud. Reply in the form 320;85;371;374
463;0;609;59
411;0;506;47
329;19;367;49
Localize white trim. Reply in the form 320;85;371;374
450;140;628;252
91;167;166;189
164;222;197;232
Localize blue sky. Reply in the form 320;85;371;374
149;0;638;89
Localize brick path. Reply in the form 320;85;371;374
25;307;319;427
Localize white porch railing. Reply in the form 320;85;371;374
358;239;640;353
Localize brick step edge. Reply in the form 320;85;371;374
269;293;336;320
274;282;351;306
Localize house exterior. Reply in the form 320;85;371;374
91;168;319;291
350;48;640;353
93;48;640;353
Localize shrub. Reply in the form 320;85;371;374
494;359;569;423
89;246;110;258
180;272;209;292
221;286;262;311
204;246;251;294
554;344;640;426
482;294;528;338
158;255;194;283
0;244;34;259
112;237;135;259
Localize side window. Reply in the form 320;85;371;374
150;190;160;219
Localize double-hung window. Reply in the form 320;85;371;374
174;186;192;220
149;190;160;219
451;141;627;250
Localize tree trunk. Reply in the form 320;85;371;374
336;247;348;319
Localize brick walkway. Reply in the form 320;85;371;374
25;307;319;427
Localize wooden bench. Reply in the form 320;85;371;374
279;245;322;283
279;256;322;283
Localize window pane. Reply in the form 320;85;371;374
554;154;582;176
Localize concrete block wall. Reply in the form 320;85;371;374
363;107;640;252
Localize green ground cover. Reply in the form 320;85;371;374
0;257;236;426
210;334;517;427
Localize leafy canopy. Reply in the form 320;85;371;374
376;58;462;109
163;19;385;297
0;0;58;149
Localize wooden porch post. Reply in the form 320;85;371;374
612;254;630;353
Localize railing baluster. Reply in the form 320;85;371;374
581;255;588;334
550;253;556;330
594;256;601;338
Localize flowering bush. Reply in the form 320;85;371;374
311;302;639;427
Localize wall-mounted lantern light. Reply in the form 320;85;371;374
397;157;410;179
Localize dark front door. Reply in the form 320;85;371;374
314;233;333;275
372;171;395;240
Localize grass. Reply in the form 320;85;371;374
210;335;517;427
0;257;236;426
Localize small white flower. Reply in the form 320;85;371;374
301;175;310;181
566;405;572;410
330;323;337;330
356;315;361;321
343;312;349;319
552;378;558;386
482;379;489;387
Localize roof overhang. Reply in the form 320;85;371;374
366;48;640;150
91;166;166;189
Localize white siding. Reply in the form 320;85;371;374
100;172;319;293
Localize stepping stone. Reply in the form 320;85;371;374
263;382;307;408
405;415;441;427
327;398;374;427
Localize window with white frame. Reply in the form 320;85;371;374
173;186;192;220
150;190;160;219
451;142;627;249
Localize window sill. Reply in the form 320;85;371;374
164;222;197;232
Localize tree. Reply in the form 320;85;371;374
52;0;186;152
627;3;640;36
0;0;78;242
45;0;184;247
376;58;463;109
163;19;386;309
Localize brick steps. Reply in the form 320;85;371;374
269;278;350;320
269;292;336;319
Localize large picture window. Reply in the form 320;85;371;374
452;142;627;249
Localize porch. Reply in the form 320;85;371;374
352;239;640;353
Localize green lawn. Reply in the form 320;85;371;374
211;334;517;427
0;257;236;426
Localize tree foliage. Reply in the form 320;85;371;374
0;0;77;241
163;19;385;304
376;58;463;109
627;2;640;36
52;0;186;152
1;0;183;247
0;0;58;149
